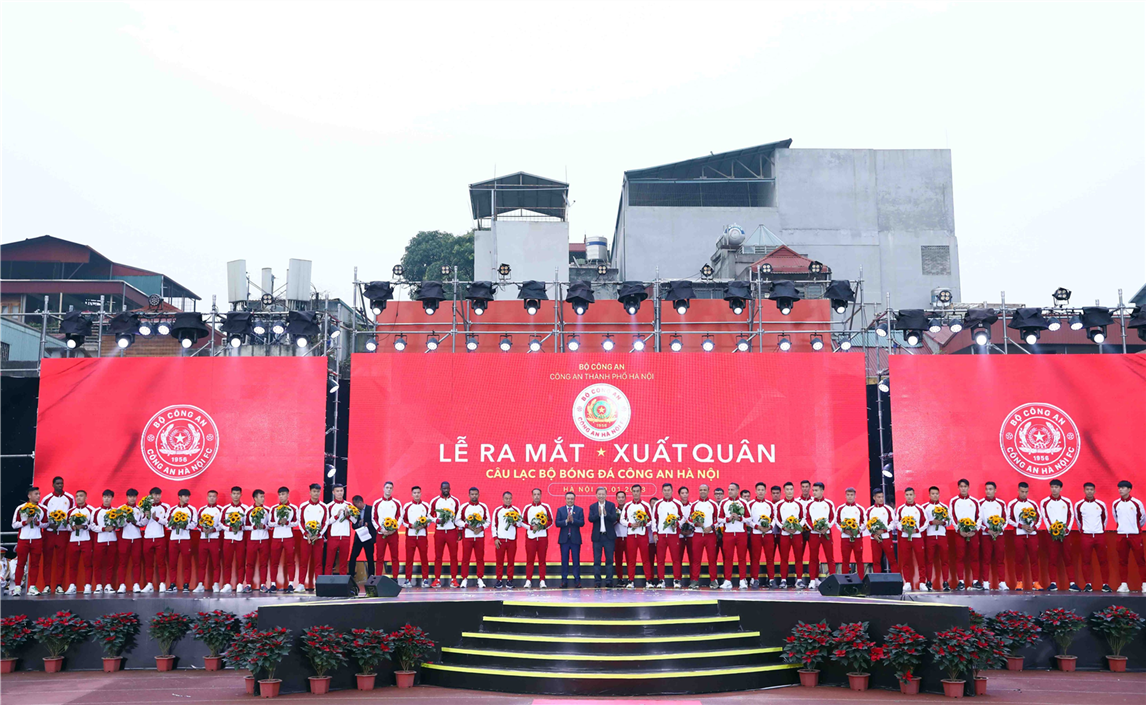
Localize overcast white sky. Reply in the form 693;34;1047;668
4;1;1144;309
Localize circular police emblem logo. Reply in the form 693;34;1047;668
999;402;1080;480
572;384;631;441
141;405;219;481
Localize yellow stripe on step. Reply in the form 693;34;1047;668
422;662;799;679
461;631;759;643
441;646;782;661
501;600;718;608
483;615;738;626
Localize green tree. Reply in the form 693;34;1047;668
401;230;474;283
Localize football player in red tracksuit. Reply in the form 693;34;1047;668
372;482;403;582
1075;482;1111;592
64;490;95;594
836;488;866;578
140;487;171;593
978;482;1009;590
921;486;951;591
718;483;750;590
687;485;719;589
748;483;777;587
165;489;197;592
652;483;685;588
244;489;273;592
116;489;146;593
613;490;628;586
298;483;328;591
896;487;927;591
523;488;554;588
268;486;299;593
429;481;463;587
41;477;75;594
401;486;431;587
219;486;250;593
804;482;838;589
949;479;982;590
1113;480;1145;593
458;487;491;588
92;490;119;594
324;485;354;577
1041;479;1080;591
10;485;45;596
492;491;523;589
775;483;806;588
195;490;224;593
622;484;654;588
1006;482;1042;590
866;488;899;576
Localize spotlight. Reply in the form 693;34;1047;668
497;263;512;278
701;335;715;352
618;281;648;315
1007;308;1051;346
260;293;274;307
392;264;405;278
824;281;856;314
669;335;683;352
221;311;253;349
875;323;888;337
1047;318;1061;331
810;336;824;351
665;280;695;316
928;318;942;334
365;337;378;352
723;281;751;315
157;322;172;336
66;338;78;349
760;262;773;274
326;464;337;478
676;301;689;315
1081;307;1113;345
393;335;406;351
735;337;750;352
1052;287;1072;304
632;336;646;351
519;280;548;315
528;337;542;352
465;335;478;351
285;310;320;349
295;336;308;349
838;338;853;352
808;261;825;274
963;309;999;347
440;265;452;277
778;336;792;351
894;309;928;347
466;281;494;316
566;335;580;351
253;321;267;335
170;312;209;350
329;327;341;339
138;323;152;336
878;377;890;393
566;281;595;316
602;335;615;352
596;263;608;276
426;335;439;351
499;335;513;352
271;322;285;335
769;281;800;315
229;335;243;348
1127;307;1146;341
416;281;445;315
117;333;134;349
1068;314;1084;331
363;281;394;315
329;377;340;394
1088;328;1106;344
700;263;715;279
948;319;963;333
974;329;989;346
59;311;92;350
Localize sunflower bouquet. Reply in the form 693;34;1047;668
957;517;978;539
782;515;803;535
275;504;293;526
1019;507;1039;531
900;514;918;539
69;512;89;531
139;495;155;515
346;504;360;522
465;511;485;533
19;502;41;522
502;509;521;530
867;516;888;539
305;519;323;542
48;509;67;530
840;516;861;540
199;513;216;535
435;508;455;528
930;504;949;527
689;509;707;529
632;508;650;529
382;517;399;532
119;504;138;525
104;507;125;531
812;517;831;535
727;501;746;522
225;510;245;533
169;509;191;532
250;506;268;530
1049;520;1067;542
529;512;549;532
414;515;431;531
662;513;679;531
985;514;1006;538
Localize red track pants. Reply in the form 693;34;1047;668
1079;533;1110;585
1046;535;1076;585
777;533;804;580
43;531;68;590
953;534;979;584
1011;534;1039;586
655;534;683;581
839;536;864;577
142;537;167;587
979;534;1006;587
898;537;926;588
525;536;548;581
166;539;192;586
66;539;93;588
806;531;836;578
270;536;296;586
116;538;142;587
14;538;43;588
626;534;654;582
690;533;716;583
197;538;223;587
749;533;776;580
924;534;949;584
405;535;428;581
324;535;351;576
93;540;117;587
221;538;247;587
1117;534;1145;582
434;530;459;580
722;532;748;583
614;537;627;581
375;532;400;580
495;538;517;581
460;536;486;580
245;539;270;585
299;538;323;588
869;536;899;575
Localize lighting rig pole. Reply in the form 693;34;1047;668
1118;289;1127;354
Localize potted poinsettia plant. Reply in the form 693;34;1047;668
968;625;1008;696
192;610;240;671
300;626;350;694
931;626;976;698
781;620;833;687
1039;608;1085;671
1088;605;1145;672
829;621;883;691
89;612;140;672
986;610;1041;671
1;615;34;673
149;608;193;671
348;628;392;691
223;627;256;695
33;611;89;673
883;624;928;695
250;627;293;698
389;624;436;688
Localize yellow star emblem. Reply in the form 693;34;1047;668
597;448;606;457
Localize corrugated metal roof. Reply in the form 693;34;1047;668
624;140;792;181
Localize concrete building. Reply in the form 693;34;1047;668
610;141;960;309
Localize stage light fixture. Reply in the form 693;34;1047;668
271;322;285;335
1081;307;1113;345
669;335;683;352
329;377;339;394
284;310;320;349
229;335;242;348
778;336;792;351
499;335;512;351
618;281;649;315
824;281;856;314
596;263;608;276
60;311;92;350
466;281;494;316
1047;317;1061;331
928;318;942;334
498;263;512;278
326;464;337;478
875;322;888;337
157;322;172;336
392;264;405;278
878;377;890;393
363;281;394;315
1007;307;1051;346
393;334;407;351
294;336;308;348
465;335;479;351
632;336;646;351
426;335;439;351
759;262;773;274
948;319;963;333
260;294;274;307
811;335;824;351
1068;314;1084;330
894;309;928;347
665;280;695;316
1088;328;1106;344
723;281;751;315
365;336;378;352
138;322;152;336
519;280;548;315
1052;287;1072;304
769;280;800;315
528;337;542;352
1127;307;1146;341
700;263;715;279
602;335;615;352
974;329;989;346
253;321;266;335
329;328;341;339
440;265;452;277
838;338;853;352
701;335;715;352
416;281;445;315
170;312;210;351
566;281;595;316
221;311;253;349
735;337;750;352
117;333;134;349
935;288;954;305
808;261;825;274
962;309;999;347
566;335;580;351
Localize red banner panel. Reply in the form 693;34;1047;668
35;357;327;497
349;353;869;557
889;355;1146;499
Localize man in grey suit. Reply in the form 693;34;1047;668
555;491;584;588
588;487;619;588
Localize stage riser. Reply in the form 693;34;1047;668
420;667;800;695
479;620;742;636
459;633;764;654
500;602;722;619
441;651;783;671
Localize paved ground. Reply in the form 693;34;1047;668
1;669;1142;704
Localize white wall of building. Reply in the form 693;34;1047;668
474;220;570;300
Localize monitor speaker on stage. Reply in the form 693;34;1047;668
315;574;358;598
364;575;402;598
818;573;863;597
862;573;904;596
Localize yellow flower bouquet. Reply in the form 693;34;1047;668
930;505;949;525
900;514;918;538
1049;520;1067;542
957;517;978;539
382;517;399;532
782;515;803;534
199;513;216;534
662;513;679;531
226;510;245;533
1019;506;1039;530
501;510;521;531
465;511;485;533
305;519;323;541
632;509;649;529
250;506;267;529
840;516;861;540
169;509;191;531
985;514;1006;538
689;509;706;529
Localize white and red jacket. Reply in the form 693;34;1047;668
429;495;463;532
621;500;654;536
299;500;329;539
653;498;685;535
1112;497;1145;535
978;496;1008;534
805;498;838;532
1074;498;1108;535
921;501;952;536
270;503;299;539
866;504;895;537
1006;498;1041;536
459;501;492;538
524;501;554;539
748;499;775;534
949;495;980;531
687;498;718;533
166;504;198;541
775;499;806;532
492;505;524;540
401;500;431;537
198;504;224;540
142;501;172;539
42;491;76;534
11;503;45;540
836;502;867;537
93;506;119;543
372;497;403;534
67;505;95;542
1040;495;1075;532
896;502;926;537
222;503;250;541
120;504;145;540
325;501;355;537
719;497;750;533
246;505;272;541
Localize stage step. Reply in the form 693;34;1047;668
457;629;765;654
500;598;721;619
480;614;742;636
440;645;783;671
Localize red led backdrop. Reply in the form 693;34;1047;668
349;353;869;559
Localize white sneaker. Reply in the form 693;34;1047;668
904;583;913;592
295;582;306;592
1117;583;1130;593
10;586;21;596
999;582;1009;591
477;579;486;589
159;582;167;592
132;583;142;593
720;580;733;590
120;584;129;594
93;585;103;594
212;582;221;592
142;583;155;594
920;583;931;592
539;580;548;589
28;586;40;596
739;579;748;589
83;585;92;594
54;586;64;594
192;583;206;593
65;584;77;594
220;584;233;594
810;579;820;589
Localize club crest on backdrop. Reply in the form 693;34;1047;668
571;383;631;442
141;404;220;481
999;402;1080;480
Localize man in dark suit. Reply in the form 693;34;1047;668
555;491;584;588
588;486;618;587
348;495;376;579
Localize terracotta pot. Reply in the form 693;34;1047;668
259;679;282;698
1056;655;1077;672
356;673;376;691
900;676;921;695
1006;655;1024;671
974;676;988;696
43;657;64;673
942;679;965;698
155;655;176;672
395;670;416;688
1;658;17;674
1106;656;1128;672
204;656;224;671
309;676;331;694
102;657;123;673
797;668;819;687
244;675;256;695
848;672;870;691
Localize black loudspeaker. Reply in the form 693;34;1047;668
817;573;863;597
315;574;358;598
364;575;403;598
862;572;904;596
